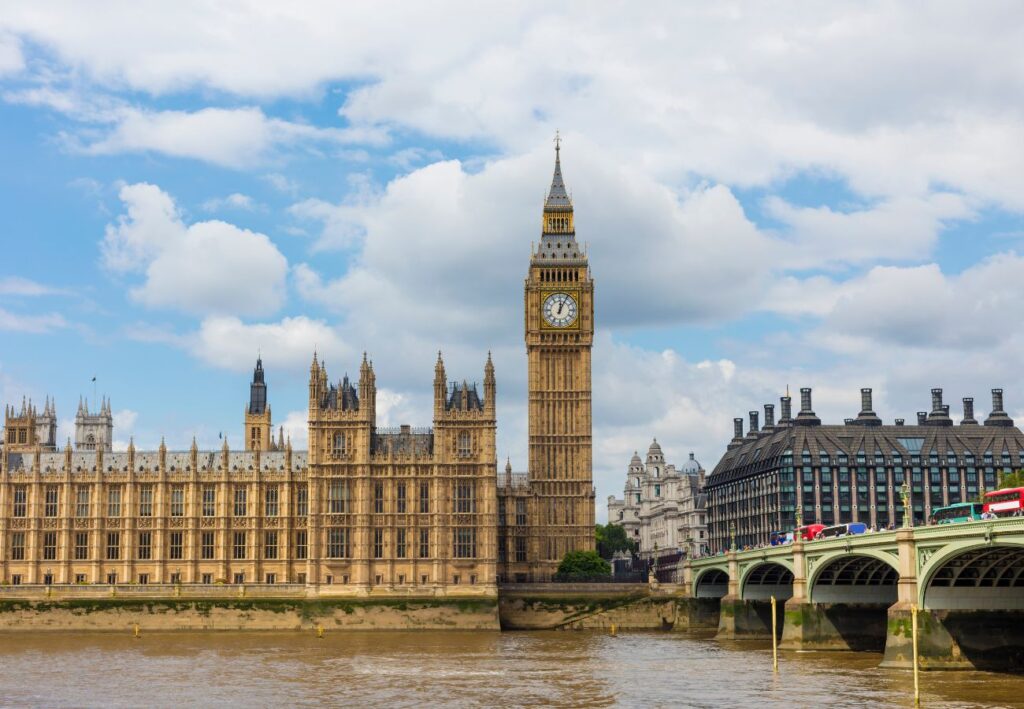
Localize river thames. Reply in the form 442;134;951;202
2;629;1022;708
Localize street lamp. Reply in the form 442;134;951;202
900;480;912;528
729;521;736;552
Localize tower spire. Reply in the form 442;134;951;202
545;132;571;210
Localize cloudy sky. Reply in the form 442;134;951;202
1;3;1023;519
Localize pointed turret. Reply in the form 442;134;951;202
484;351;496;414
434;351;447;416
533;134;584;264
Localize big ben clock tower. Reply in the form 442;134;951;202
525;136;595;579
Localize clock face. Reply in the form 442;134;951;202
543;292;578;327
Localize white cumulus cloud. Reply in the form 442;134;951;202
102;182;288;317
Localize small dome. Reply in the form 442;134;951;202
681;451;701;474
648;438;662;454
630;451;642;466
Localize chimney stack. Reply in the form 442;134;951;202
856;387;882;426
764;404;775;429
844;418;854;425
917;411;927;425
984;388;1014;427
962;397;977;425
927;388;953;426
779;396;793;425
794;387;821;426
748;410;759;435
728;417;745;449
895;418;905;426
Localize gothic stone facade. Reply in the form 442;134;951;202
497;141;596;582
706;387;1024;552
0;143;595;591
607;440;708;558
0;352;497;593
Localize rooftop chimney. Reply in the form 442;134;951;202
917;411;927;425
794;387;821;426
927;388;953;426
856;387;882;426
844;418;854;425
728;417;745;449
779;396;793;425
748;411;759;436
984;388;1014;427
961;397;977;425
764;404;775;429
895;418;905;426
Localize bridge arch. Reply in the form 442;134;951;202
920;540;1024;610
693;566;729;599
739;560;794;601
807;550;900;605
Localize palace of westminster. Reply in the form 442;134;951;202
0;144;596;592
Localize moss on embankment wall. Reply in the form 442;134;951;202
0;597;500;632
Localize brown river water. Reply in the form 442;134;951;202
0;629;1022;708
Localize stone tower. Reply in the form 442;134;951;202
244;357;274;451
75;396;113;451
4;397;58;452
524;138;596;578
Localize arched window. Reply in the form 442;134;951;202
457;431;472;458
332;432;347;457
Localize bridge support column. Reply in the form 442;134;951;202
715;551;777;639
881;527;930;668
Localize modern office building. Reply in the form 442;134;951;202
705;387;1024;551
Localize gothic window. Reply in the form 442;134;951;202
12;485;27;518
138;485;153;517
265;486;279;517
396;528;407;558
170;486;185;517
233;487;247;517
264;531;278;560
419;528;430;558
295;530;307;560
453;528;476;558
76;487;90;518
106;532;120;560
328;481;348;514
373;528;384;558
137;532;151;560
396;483;406;513
455;482;475;514
332;432;347;457
10;532;25;560
42;532;57;561
85;433;95;450
327;528;349;558
374;482;385;514
419;482;430;514
44;486;58;517
202;486;216;517
296;484;308;516
457;431;472;458
107;487;122;517
515;498;527;525
74;532;89;560
169;532;183;560
233;532;247;560
201;532;214;560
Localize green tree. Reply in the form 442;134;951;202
595;523;637;559
556;550;612;579
998;470;1024;489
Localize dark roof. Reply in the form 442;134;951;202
321;375;359;411
447;381;483;412
707;422;1024;489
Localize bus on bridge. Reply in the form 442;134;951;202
984;487;1024;517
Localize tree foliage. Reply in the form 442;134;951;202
556;550;612;579
998;469;1024;489
595;523;637;559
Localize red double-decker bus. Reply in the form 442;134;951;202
982;487;1024;517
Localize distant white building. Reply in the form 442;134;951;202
75;397;113;451
607;439;709;558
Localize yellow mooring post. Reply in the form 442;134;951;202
316;625;324;639
610;622;617;637
133;623;140;639
771;595;778;672
911;604;920;704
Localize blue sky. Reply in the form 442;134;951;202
1;3;1023;518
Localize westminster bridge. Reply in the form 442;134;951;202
680;517;1024;671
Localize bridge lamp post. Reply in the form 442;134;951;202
729;522;736;552
900;480;912;528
